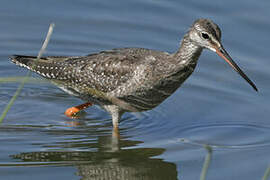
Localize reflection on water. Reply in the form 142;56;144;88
11;131;177;180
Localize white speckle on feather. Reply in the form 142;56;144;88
145;56;156;61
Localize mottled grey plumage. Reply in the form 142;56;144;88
10;18;257;128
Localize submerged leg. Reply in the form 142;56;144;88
65;102;92;118
112;111;122;130
104;105;124;130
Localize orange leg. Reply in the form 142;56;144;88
65;102;92;118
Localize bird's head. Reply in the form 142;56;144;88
188;18;257;91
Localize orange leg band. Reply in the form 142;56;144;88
65;102;92;118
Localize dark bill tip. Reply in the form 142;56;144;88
215;46;258;92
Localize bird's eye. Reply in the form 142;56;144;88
201;33;209;39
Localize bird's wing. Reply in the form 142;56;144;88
65;49;143;93
10;48;145;93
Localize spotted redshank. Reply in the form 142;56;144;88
10;18;257;129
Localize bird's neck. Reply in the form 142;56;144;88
173;34;203;67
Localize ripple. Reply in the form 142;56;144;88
175;122;270;149
118;107;171;137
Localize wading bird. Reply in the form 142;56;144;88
11;19;257;130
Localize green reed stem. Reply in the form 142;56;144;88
0;23;55;123
262;167;270;180
0;77;48;84
0;72;30;121
200;145;213;180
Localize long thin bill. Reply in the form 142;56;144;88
215;46;258;91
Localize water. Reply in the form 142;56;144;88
0;0;270;179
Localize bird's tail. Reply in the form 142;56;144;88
10;55;38;70
10;55;61;79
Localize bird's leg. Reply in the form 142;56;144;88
103;105;124;131
112;110;124;132
112;126;120;139
65;102;92;118
112;113;120;131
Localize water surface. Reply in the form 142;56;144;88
0;0;270;179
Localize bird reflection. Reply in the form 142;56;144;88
11;129;177;180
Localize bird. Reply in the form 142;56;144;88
10;18;258;130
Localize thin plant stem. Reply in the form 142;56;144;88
200;145;213;180
262;167;270;180
0;77;48;84
0;72;31;121
0;23;55;123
